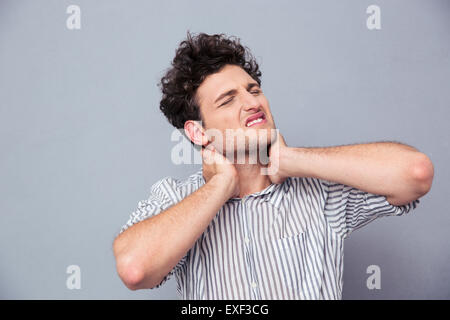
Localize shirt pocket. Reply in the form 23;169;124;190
269;232;310;299
267;202;308;241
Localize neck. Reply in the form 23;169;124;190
234;163;272;198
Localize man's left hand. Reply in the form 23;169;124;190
267;130;290;184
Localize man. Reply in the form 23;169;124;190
113;32;434;299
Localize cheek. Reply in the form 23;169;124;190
218;111;241;127
260;97;271;113
206;113;237;130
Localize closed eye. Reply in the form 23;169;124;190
219;89;260;107
220;96;234;106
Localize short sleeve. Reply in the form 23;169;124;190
118;177;187;289
319;179;420;239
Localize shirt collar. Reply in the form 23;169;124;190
196;169;289;209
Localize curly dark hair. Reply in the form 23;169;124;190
158;31;262;131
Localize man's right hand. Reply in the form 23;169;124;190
114;143;241;290
201;143;240;199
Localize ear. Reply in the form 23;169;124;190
184;120;209;147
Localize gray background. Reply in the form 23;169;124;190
0;0;449;299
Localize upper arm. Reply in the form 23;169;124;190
319;179;420;239
117;177;188;289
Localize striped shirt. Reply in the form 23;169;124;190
119;169;420;299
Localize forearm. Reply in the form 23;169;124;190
113;174;234;290
281;142;433;205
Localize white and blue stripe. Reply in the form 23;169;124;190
119;169;419;299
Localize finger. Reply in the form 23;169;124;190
205;143;215;152
202;148;215;165
201;147;211;159
201;134;211;148
201;147;209;161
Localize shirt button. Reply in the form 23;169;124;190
251;282;258;288
244;237;250;244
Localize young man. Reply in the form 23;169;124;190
113;32;434;299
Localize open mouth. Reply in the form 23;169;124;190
245;112;267;127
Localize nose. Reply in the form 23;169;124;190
242;90;260;112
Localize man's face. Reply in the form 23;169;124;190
195;64;277;157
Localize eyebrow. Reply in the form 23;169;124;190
213;82;260;104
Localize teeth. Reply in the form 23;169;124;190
246;117;263;127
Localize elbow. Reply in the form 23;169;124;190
119;267;144;291
113;237;145;290
411;153;434;196
113;238;161;290
117;260;162;290
116;257;145;291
